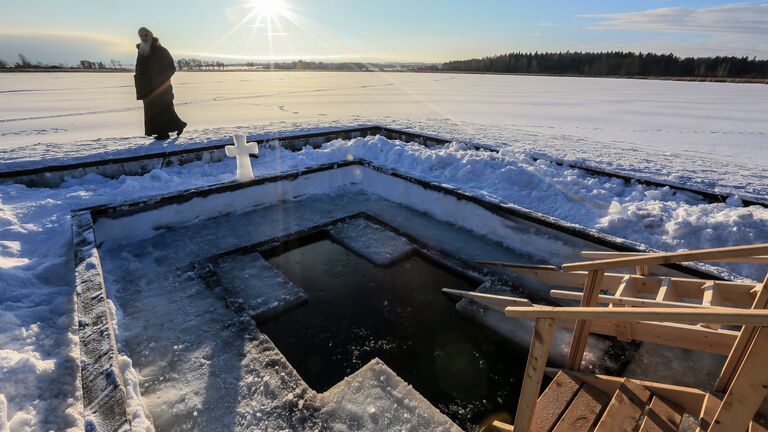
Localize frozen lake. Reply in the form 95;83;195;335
1;71;766;167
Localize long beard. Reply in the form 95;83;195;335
138;41;152;56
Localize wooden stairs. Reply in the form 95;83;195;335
494;370;768;432
448;243;768;432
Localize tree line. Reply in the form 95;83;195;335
174;58;434;71
441;51;768;78
0;53;126;70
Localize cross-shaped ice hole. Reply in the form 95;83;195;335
225;134;259;182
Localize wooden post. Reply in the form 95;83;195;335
514;318;556;432
656;277;674;302
611;275;633;342
715;275;768;393
708;327;768;432
567;269;604;370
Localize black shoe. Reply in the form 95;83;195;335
177;122;188;137
154;133;171;140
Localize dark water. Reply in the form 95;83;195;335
261;239;528;431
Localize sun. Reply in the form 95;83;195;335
248;0;289;19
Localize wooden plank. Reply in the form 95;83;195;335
530;372;582;432
594;379;652;432
695;393;722;432
567;269;604;370
550;290;720;309
477;260;560;271
586;320;738;355
563;244;768;272
581;251;768;265
552;384;610;432
554;317;737;354
504;306;768;326
639;396;685;432
512;268;755;306
441;288;532;312
700;281;722;330
636;265;650;276
554;369;707;415
709;327;768;432
611;276;634;342
514;318;557;432
491;420;515;432
715;275;768;393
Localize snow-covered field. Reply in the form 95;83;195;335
1;72;767;430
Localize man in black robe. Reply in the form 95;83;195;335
134;27;187;140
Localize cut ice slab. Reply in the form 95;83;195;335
317;358;461;432
328;218;415;266
455;282;612;369
215;253;307;322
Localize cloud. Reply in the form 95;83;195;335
581;3;768;58
0;30;136;64
584;3;768;36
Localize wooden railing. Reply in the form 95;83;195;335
558;243;768;370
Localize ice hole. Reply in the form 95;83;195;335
253;233;529;430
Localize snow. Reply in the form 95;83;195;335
2;72;767;199
1;72;767;430
328;218;414;266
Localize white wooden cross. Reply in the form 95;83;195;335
225;134;259;182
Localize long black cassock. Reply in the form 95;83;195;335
134;38;185;137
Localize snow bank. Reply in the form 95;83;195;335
293;136;768;279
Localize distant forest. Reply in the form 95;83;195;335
4;50;768;79
441;51;768;78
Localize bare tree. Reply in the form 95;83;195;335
15;53;32;68
109;59;123;69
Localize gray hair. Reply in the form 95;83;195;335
138;27;154;37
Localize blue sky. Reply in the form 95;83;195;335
1;0;767;65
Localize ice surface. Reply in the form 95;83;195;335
214;253;307;322
98;189;572;430
2;131;767;429
328;218;414;266
317;358;461;432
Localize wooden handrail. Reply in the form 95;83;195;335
441;288;531;312
581;250;768;265
476;260;559;271
504;306;768;326
562;243;768;272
